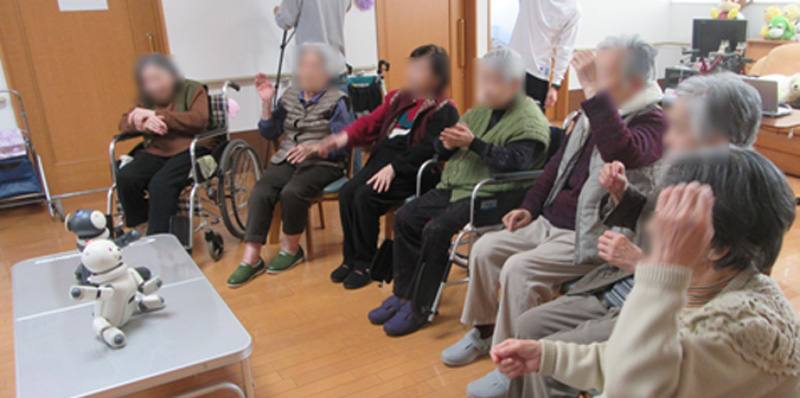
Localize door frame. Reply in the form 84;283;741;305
0;0;169;195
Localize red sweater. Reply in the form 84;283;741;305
520;92;666;230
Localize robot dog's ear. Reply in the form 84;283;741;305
65;213;73;232
90;210;106;230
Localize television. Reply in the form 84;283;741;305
691;18;748;59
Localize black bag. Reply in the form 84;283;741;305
369;239;394;285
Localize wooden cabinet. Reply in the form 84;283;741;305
755;110;800;176
745;39;794;74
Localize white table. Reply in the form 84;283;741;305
12;234;254;397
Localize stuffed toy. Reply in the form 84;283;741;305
762;15;796;40
760;74;800;104
788;74;800;106
762;6;783;38
782;4;800;38
712;0;741;19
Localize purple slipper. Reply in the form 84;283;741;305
368;295;402;325
383;301;427;337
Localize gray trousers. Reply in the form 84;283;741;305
460;217;598;347
508;294;619;398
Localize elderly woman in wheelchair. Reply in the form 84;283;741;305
226;44;350;287
116;54;211;236
367;48;552;337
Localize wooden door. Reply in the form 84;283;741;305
376;0;477;112
0;0;168;195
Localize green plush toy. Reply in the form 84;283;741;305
765;15;796;40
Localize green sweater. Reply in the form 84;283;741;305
438;94;550;202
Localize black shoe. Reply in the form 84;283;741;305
330;264;352;283
343;269;371;289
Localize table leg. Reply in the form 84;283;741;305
241;357;255;397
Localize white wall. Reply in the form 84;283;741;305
0;58;18;131
160;0;379;132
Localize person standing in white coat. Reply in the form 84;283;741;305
508;0;581;109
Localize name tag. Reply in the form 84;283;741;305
480;199;498;211
538;65;550;76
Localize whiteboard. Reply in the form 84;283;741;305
161;0;379;81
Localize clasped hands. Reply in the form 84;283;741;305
128;108;167;135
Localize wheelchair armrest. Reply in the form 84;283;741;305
113;131;145;142
416;157;445;198
469;170;544;226
192;128;228;143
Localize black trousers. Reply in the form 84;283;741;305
393;189;470;300
339;156;417;271
116;148;208;235
525;73;550;110
396;188;528;313
244;161;343;243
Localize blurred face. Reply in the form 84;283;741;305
405;56;440;97
140;64;177;105
296;50;329;93
663;98;728;160
477;65;521;109
596;48;643;106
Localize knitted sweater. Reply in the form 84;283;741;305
539;264;800;397
437;95;550;202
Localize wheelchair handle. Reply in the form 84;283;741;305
224;81;241;92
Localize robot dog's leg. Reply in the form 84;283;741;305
138;276;162;295
92;317;126;348
137;294;166;313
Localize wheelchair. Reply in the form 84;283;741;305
413;116;574;322
106;81;263;260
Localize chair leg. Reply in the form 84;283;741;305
305;214;314;261
317;202;326;229
384;210;394;240
268;204;281;245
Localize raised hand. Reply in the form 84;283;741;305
491;339;543;379
598;161;628;204
440;123;475;150
646;182;716;268
255;73;277;103
502;209;533;232
570;50;598;99
598;231;644;273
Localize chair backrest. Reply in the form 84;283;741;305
208;92;228;130
548;126;566;162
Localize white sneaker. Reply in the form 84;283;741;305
466;369;510;398
441;328;491;366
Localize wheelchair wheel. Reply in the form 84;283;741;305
218;139;262;239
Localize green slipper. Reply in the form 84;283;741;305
267;247;305;274
227;258;265;287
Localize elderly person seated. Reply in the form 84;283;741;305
492;147;800;398
226;44;349;286
117;54;210;236
506;72;765;398
367;48;551;337
319;45;460;289
444;35;668;398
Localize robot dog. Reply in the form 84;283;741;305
69;239;165;348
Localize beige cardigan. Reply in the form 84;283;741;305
538;264;800;397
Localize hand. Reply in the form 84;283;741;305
491;339;543;379
317;133;348;158
570;50;598;99
440;123;475;150
273;6;280;15
255;73;277;103
128;108;156;131
646;183;716;268
502;209;533;232
545;86;559;109
598;231;644;273
367;164;395;193
598;161;628;204
143;115;167;135
286;144;319;164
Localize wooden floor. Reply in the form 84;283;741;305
2;179;800;398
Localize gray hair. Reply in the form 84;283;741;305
295;43;344;80
597;34;657;82
675;73;762;147
661;147;795;273
480;48;525;82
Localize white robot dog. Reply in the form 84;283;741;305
69;239;165;348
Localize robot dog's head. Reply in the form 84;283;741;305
81;239;123;275
65;209;109;240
